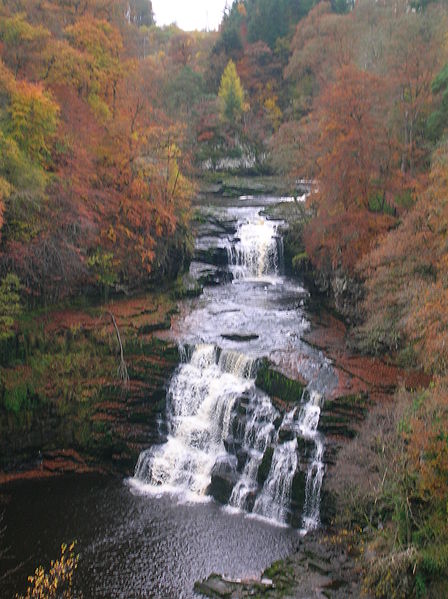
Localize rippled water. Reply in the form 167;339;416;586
1;475;299;598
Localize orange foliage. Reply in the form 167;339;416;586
0;1;193;301
360;140;448;362
304;209;395;273
313;65;394;212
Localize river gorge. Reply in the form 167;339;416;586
1;195;362;598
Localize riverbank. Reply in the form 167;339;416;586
0;282;199;483
195;529;365;598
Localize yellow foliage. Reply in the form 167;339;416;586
10;81;60;166
17;542;79;599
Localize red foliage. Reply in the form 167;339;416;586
304;209;395;273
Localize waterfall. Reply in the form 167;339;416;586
134;345;255;498
132;205;330;530
252;439;298;524
227;215;281;278
133;347;326;529
228;394;278;511
302;437;324;530
298;392;325;530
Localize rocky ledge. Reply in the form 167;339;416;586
195;531;366;598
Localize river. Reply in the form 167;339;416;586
1;195;338;598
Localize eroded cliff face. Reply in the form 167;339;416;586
312;269;365;325
0;294;182;482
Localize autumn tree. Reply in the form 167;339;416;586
218;60;246;123
0;13;50;77
285;2;355;117
312;65;391;212
9;82;60;167
386;11;442;176
0;273;21;340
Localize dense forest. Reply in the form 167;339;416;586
1;0;448;597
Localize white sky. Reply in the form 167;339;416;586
152;0;229;31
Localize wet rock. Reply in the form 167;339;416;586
195;247;229;267
236;448;249;471
194;573;274;599
235;395;250;416
208;456;239;504
273;415;283;430
221;333;259;342
278;428;295;443
223;435;241;455
194;574;234;598
244;489;258;512
199;269;233;287
296;436;316;461
257;446;274;485
255;360;305;406
289;470;306;523
232;413;247;439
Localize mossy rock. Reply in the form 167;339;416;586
171;285;202;300
296;436;316;460
319;393;369;438
255;360;304;405
257;446;274;485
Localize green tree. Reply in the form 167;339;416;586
427;63;448;141
0;273;21;341
128;0;154;27
218;60;246;123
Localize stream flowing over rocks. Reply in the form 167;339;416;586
131;197;337;532
1;196;350;599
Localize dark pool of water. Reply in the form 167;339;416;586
0;474;300;598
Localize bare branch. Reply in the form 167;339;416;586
106;311;130;389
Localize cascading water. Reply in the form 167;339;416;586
227;213;281;279
134;345;255;498
228;394;279;511
132;203;333;531
252;439;298;524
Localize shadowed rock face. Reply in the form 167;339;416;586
0;296;182;479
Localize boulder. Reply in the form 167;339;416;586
208;456;239;504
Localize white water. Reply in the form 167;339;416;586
227;213;282;279
298;392;325;530
134;345;254;499
228;394;279;511
253;439;298;523
133;202;331;530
